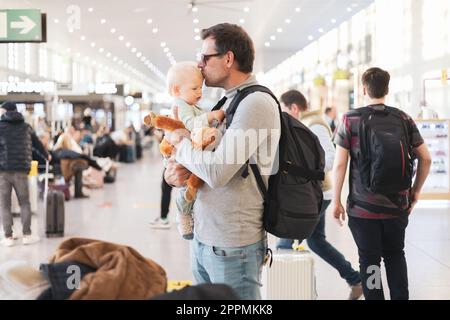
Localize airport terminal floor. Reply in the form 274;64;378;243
1;149;450;300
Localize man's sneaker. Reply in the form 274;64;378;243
348;282;364;300
22;235;41;245
149;217;170;229
1;237;15;247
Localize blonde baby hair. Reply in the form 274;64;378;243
166;61;203;96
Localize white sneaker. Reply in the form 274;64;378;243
149;217;171;229
22;235;40;245
1;237;15;247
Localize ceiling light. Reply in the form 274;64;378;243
193;19;199;24
285;19;291;24
99;48;104;53
270;35;276;41
100;19;106;24
76;53;81;57
66;48;71;53
54;19;59;24
68;29;74;33
88;8;94;13
264;42;270;47
194;28;200;33
295;7;301;12
319;28;324;33
277;28;283;33
239;19;245;24
192;7;198;12
160;42;166;47
347;7;352;12
113;57;118;62
110;28;116;33
141;56;146;61
119;36;124;41
308;35;314;41
167;52;172;57
331;18;337;23
194;35;201;41
80;35;86;41
152;28;158;33
131;47;137;53
125;42;131;47
90;42;96;47
106;52;111;57
147;18;153;24
84;57;89;61
244;7;250;12
164;48;169;53
137;52;142;58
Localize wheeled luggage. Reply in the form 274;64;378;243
44;161;65;238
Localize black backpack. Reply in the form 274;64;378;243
355;105;415;195
213;85;325;240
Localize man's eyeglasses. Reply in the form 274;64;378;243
200;52;224;65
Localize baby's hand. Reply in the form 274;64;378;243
212;110;225;123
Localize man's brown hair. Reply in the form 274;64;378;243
201;23;255;73
362;67;390;99
280;90;308;111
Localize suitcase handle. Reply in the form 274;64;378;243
43;160;49;203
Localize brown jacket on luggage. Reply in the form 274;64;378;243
49;238;167;300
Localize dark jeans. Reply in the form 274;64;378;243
160;170;172;219
0;172;32;237
277;200;361;286
348;215;409;300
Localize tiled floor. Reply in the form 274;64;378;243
1;150;450;300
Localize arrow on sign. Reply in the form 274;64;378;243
11;15;36;34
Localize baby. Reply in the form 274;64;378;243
166;61;225;240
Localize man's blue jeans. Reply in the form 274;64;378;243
190;237;267;300
277;200;361;286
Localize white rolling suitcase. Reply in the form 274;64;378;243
263;246;317;300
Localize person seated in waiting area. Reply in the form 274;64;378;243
111;127;136;163
94;125;120;159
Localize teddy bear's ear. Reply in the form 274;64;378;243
143;112;157;127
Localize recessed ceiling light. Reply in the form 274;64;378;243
164;48;169;53
319;28;324;33
308;35;314;41
285;19;291;24
244;7;250;12
194;35;201;41
106;52;111;57
113;57;118;61
131;48;137;53
277;27;283;33
295;7;301;12
76;53;81;57
167;52;172;57
160;42;166;47
141;56;146;61
147;18;153;24
80;35;86;40
66;48;71;53
100;19;106;24
88;8;94;13
90;42;96;47
84;57;89;61
194;28;200;33
239;19;245;24
99;48;104;53
68;29;74;33
54;19;59;24
193;19;199;24
152;28;158;33
347;7;352;12
119;36;124;41
192;7;198;12
125;42;131;47
331;18;337;23
264;42;270;47
110;28;116;33
270;35;276;41
136;52;142;58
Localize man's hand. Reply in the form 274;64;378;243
164;157;191;187
408;188;420;214
167;128;190;146
332;201;346;227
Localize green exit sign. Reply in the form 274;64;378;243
0;9;47;43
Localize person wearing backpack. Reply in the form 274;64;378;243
332;67;432;300
276;90;363;300
164;23;281;299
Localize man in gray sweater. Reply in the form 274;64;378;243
165;23;280;299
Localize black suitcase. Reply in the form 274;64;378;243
43;161;65;238
46;190;65;237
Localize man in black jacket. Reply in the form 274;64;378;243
0;101;49;247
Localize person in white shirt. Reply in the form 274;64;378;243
276;90;363;300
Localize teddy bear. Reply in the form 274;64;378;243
144;112;219;202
